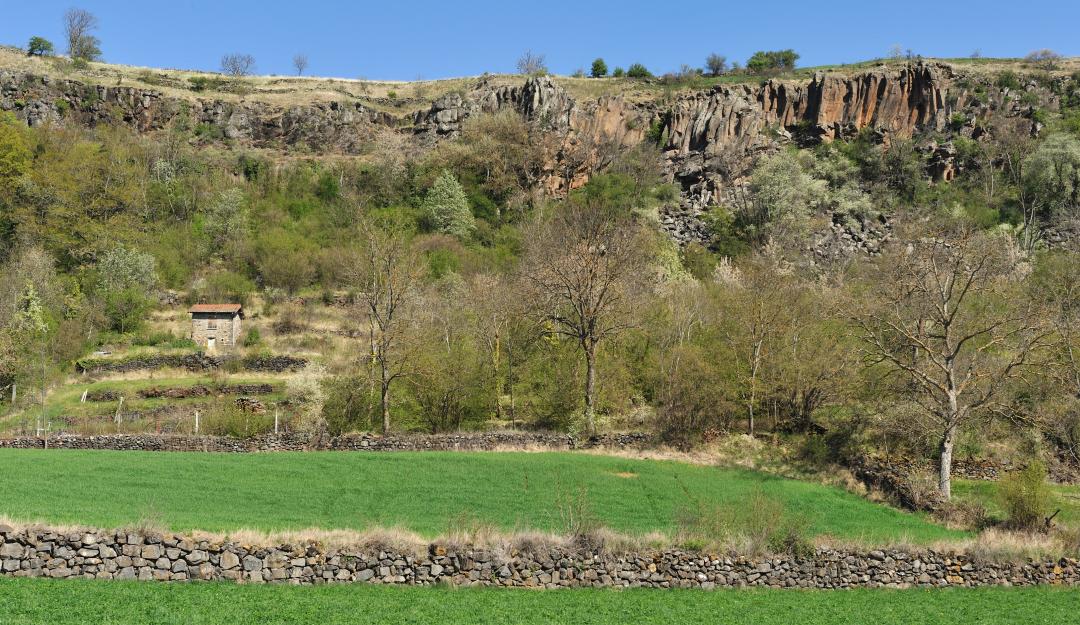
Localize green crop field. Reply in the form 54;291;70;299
1;580;1077;625
0;449;963;543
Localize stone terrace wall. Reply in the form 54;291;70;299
0;525;1076;589
0;431;651;453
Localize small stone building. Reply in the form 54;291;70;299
188;304;244;353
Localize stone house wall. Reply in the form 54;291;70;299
190;313;241;351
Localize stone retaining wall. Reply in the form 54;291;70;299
0;431;651;453
0;525;1075;589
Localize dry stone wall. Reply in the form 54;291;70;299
0;431;650;453
0;525;1075;589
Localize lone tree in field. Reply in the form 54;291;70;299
524;195;644;434
855;228;1049;499
221;53;256;77
705;53;727;76
350;219;424;435
63;8;101;61
293;53;309;76
590;58;608;78
27;36;54;57
516;50;547;76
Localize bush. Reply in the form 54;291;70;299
200;401;275;437
191;271;256;307
626;63;652;79
612;67;625;78
999;461;1052;531
996;70;1022;91
242;327;261;347
676;492;812;556
321;375;376;435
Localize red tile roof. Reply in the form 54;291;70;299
188;304;243;315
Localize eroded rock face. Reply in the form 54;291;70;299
661;63;954;206
0;63;1046;252
413;76;652;191
0;70;395;152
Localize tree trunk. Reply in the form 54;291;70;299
939;424;956;500
380;364;391;435
584;344;597;435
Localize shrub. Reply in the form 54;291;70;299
996;70;1022;91
612;67;625;78
191;270;256;307
590;58;608;78
516;50;547;76
676;492;812;556
387;90;398;100
999;461;1052;531
200;401;275;437
242;327;261;347
626;63;652;79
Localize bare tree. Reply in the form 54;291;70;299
705;53;727;76
221;53;256;77
63;8;101;60
523;200;645;434
293;53;309;76
854;228;1050;499
991;116;1041;250
516;50;547;76
1025;49;1062;71
718;257;794;437
348;219;424;434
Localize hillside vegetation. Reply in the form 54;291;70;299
3;39;1080;523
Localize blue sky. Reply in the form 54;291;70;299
3;1;1078;80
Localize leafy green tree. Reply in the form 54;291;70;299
96;246;158;333
746;49;799;75
626;63;652;79
590;58;608;78
1025;133;1080;220
612;67;625;78
740;151;825;244
200;188;249;253
0;113;31;184
422;170;475;237
27;37;54;57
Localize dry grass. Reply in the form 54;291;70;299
5;45;1074;115
2;512;1071;562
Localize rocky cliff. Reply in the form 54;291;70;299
0;62;1036;246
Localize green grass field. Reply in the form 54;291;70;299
0;449;963;543
954;479;1080;527
1;580;1077;625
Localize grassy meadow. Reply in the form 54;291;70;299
0;449;963;544
1;580;1077;625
